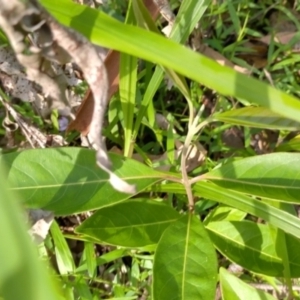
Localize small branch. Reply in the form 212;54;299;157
180;105;208;210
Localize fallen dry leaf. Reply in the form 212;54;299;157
259;31;300;51
67;49;120;135
236;40;269;69
199;45;251;74
27;209;54;244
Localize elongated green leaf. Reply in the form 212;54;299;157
132;0;197;134
153;181;300;240
41;0;300;122
72;277;93;300
267;201;293;291
120;2;138;157
120;51;138;157
82;242;96;278
153;214;217;300
76;248;128;273
220;268;276;300
50;220;75;274
214;106;300;130
170;0;209;43
194;181;300;240
41;0;300;120
0;148;163;215
207;221;300;277
0;165;63;300
76;199;180;247
203;153;300;203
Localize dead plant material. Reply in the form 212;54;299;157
67;50;120;135
0;0;135;193
67;0;161;136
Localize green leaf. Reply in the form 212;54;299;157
50;220;75;274
0;163;63;300
40;0;300;122
276;134;300;152
267;201;293;292
131;0;197;133
76;199;180;247
153;214;217;300
214;106;300;130
204;153;300;203
76;248;128;273
204;205;247;225
120;1;138;157
0;148;163;215
153;181;300;240
207;221;300;277
120;50;138;157
72;276;93;300
194;181;300;241
220;268;276;300
82;242;96;278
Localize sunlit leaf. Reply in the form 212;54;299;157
153;181;300;240
204;153;300;203
153;214;217;300
40;0;300;123
207;221;300;277
0;148;163;215
220;268;276;300
76;199;180;247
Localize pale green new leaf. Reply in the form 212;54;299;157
203;153;300;203
76;199;180;247
153;214;217;300
220;268;276;300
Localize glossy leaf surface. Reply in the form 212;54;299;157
154;182;300;240
76;199;180;247
207;221;300;277
220;268;276;300
204;153;300;203
153;214;217;300
194;181;300;240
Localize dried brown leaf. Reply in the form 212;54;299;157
199;45;251;74
67;50;120;135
